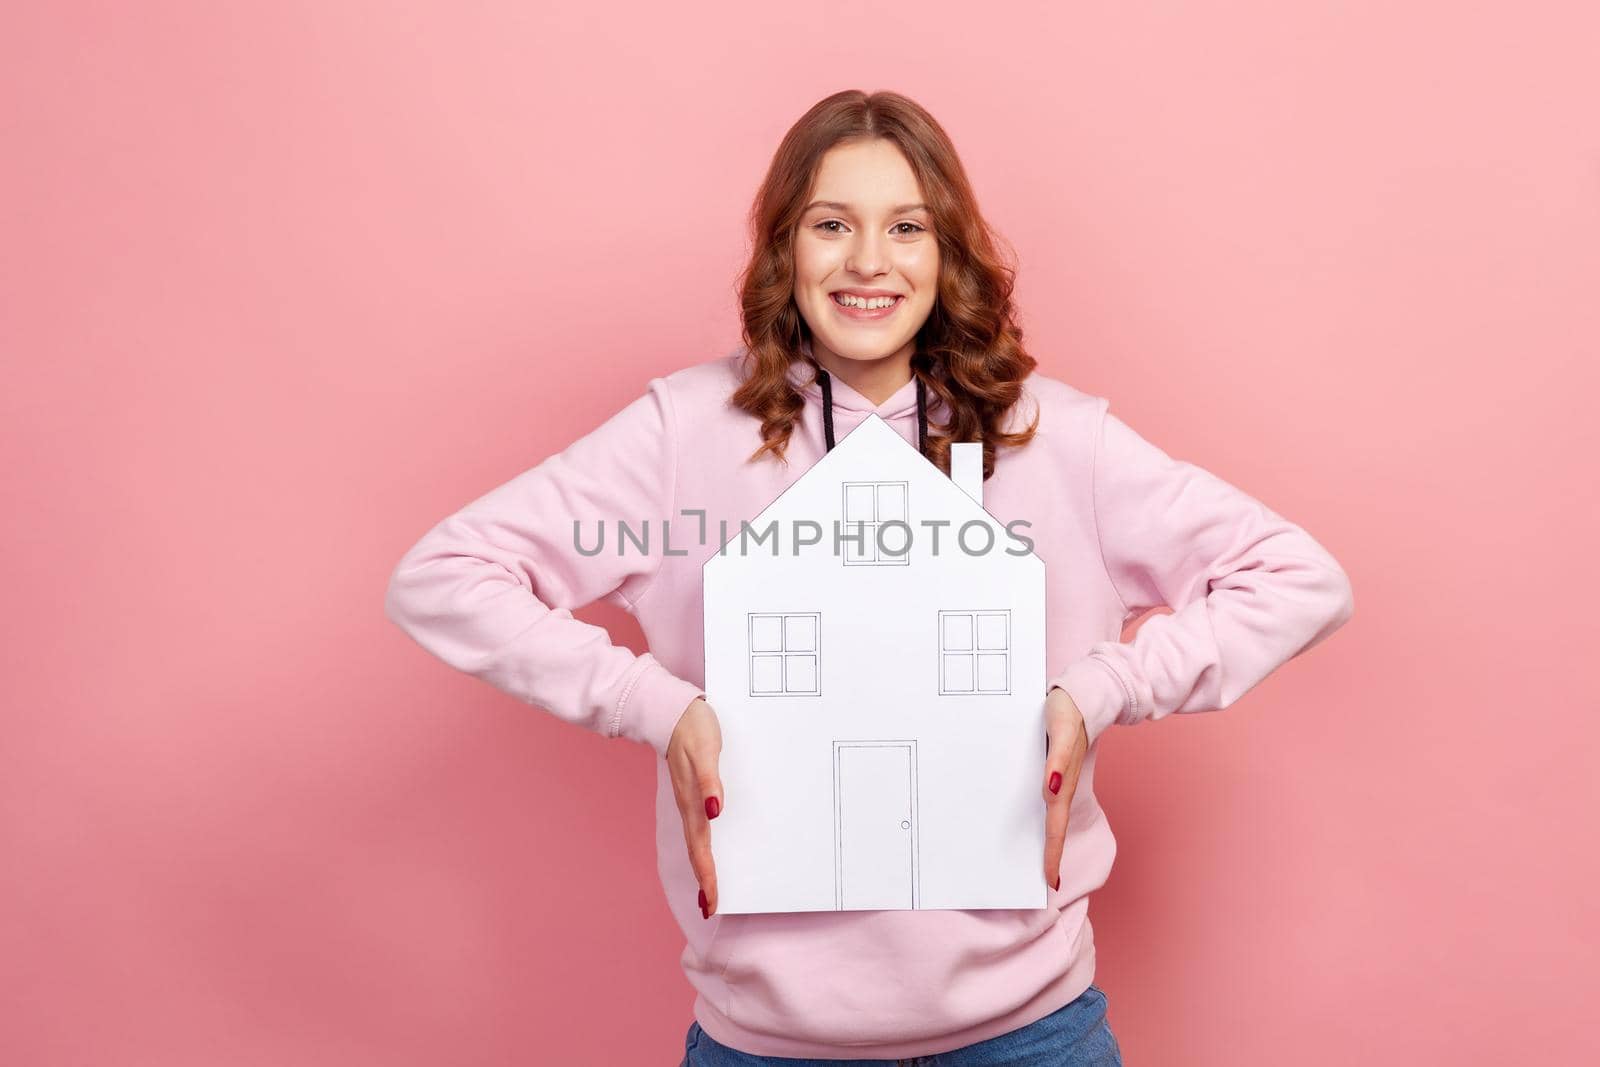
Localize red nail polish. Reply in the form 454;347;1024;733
1052;874;1061;891
699;887;708;918
1049;771;1062;794
705;795;720;819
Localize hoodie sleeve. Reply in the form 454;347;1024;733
383;377;706;759
1048;399;1354;746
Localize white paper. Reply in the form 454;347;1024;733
702;414;1048;914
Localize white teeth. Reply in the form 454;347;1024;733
833;293;900;310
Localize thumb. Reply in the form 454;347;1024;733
698;745;724;820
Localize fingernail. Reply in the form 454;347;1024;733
705;795;721;819
1052;874;1061;891
1049;771;1062;794
699;887;708;919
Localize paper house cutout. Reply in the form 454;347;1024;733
702;414;1047;914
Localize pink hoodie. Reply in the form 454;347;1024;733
383;349;1354;1059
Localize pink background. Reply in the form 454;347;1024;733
3;3;1596;1064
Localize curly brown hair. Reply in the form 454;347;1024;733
731;89;1040;478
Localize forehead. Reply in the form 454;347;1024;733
807;139;925;211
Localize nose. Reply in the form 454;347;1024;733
845;228;890;278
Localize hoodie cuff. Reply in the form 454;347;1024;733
1048;655;1127;747
617;655;706;759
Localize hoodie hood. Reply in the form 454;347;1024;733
786;338;935;423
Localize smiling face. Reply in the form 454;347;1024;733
792;138;939;375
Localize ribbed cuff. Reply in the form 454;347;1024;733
1047;655;1127;747
617;655;706;759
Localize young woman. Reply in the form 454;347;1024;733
385;90;1354;1065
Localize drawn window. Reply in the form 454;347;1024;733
749;612;821;696
938;610;1010;694
842;481;910;566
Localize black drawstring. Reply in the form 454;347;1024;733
915;376;928;458
818;366;837;451
815;365;930;460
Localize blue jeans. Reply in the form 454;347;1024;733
680;983;1123;1066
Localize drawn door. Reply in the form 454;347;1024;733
833;741;920;910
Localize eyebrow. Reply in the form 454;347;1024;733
803;200;929;215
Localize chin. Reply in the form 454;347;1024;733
820;335;909;363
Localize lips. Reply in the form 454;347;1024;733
829;292;904;321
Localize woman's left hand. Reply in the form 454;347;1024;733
1042;685;1089;892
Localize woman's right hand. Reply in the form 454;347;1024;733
666;697;724;919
